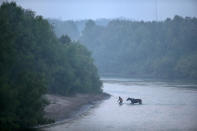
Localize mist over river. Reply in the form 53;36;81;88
44;78;197;131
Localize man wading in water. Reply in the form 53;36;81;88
118;96;123;104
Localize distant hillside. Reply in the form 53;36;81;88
49;16;197;79
79;16;197;79
47;18;110;39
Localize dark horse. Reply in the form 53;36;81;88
127;98;142;104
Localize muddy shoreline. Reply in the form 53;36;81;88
38;93;110;128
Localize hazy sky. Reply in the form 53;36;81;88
1;0;197;21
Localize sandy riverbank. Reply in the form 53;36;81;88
44;93;110;122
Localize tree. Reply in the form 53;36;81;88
59;35;71;44
0;2;103;130
78;17;197;79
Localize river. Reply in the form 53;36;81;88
44;78;197;131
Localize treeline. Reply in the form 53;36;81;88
51;17;197;79
0;2;102;130
78;17;197;79
47;18;110;40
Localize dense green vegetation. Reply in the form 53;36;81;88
50;17;197;79
78;17;197;79
0;2;102;130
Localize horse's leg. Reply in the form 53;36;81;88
139;100;142;104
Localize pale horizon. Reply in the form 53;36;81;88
1;0;197;21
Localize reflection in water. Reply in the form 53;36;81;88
44;79;197;131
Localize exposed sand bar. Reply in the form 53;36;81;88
38;93;110;128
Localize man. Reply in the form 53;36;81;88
118;96;123;104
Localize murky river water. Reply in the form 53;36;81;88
44;78;197;131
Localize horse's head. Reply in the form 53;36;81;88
127;98;135;101
126;98;130;101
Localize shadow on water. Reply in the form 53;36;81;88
118;102;123;106
124;103;143;106
117;102;143;106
